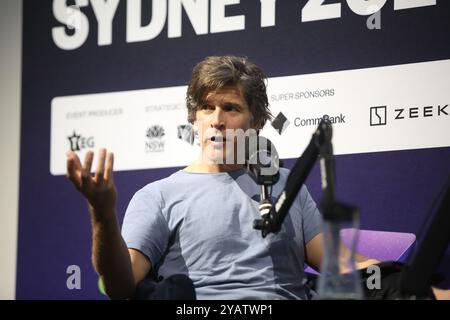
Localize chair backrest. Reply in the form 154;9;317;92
304;229;416;275
340;229;416;262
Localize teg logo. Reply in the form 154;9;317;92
51;0;437;50
67;131;95;151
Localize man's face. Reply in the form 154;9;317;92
194;86;256;165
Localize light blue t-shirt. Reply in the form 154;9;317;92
121;167;322;300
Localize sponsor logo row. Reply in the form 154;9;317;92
67;104;448;153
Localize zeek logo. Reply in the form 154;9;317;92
145;125;165;153
67;131;94;151
370;106;387;126
370;104;448;126
394;105;448;120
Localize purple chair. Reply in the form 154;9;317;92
305;229;416;275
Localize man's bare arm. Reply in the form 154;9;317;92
129;249;152;286
89;206;135;299
67;149;149;299
305;233;379;273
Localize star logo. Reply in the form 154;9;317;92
67;131;81;151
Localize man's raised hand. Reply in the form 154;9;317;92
66;148;117;219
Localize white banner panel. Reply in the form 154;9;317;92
50;86;199;175
266;59;450;158
50;59;450;175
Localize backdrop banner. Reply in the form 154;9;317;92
18;0;450;298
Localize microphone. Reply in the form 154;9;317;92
245;135;280;186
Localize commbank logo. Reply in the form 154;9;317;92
294;114;346;127
370;106;387;126
271;112;290;135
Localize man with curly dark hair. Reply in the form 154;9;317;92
66;55;379;300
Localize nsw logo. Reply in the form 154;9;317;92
145;125;165;153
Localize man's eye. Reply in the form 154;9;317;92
225;105;240;111
200;105;214;111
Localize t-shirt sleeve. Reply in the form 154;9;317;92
299;185;323;244
121;187;169;267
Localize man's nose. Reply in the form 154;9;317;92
210;108;225;129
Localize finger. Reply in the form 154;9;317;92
104;151;114;182
66;151;82;187
95;148;107;183
81;151;94;186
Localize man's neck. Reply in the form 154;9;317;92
184;160;244;173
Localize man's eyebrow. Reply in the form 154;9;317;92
201;99;243;107
223;102;242;108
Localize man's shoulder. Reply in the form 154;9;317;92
276;167;311;195
277;167;291;184
279;167;290;176
138;170;185;194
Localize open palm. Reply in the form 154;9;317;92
66;148;117;215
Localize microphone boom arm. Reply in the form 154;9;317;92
254;116;356;237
